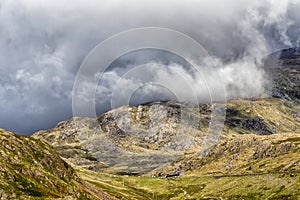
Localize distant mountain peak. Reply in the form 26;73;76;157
264;47;300;101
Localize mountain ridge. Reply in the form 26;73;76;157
33;97;300;176
0;47;299;199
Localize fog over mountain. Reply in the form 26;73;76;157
0;0;300;134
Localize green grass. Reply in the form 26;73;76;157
77;167;300;199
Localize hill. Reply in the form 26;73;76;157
0;129;113;199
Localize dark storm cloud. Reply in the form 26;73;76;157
0;0;299;134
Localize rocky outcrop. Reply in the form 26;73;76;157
225;108;275;135
241;117;274;135
34;102;209;175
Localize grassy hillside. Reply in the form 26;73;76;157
0;129;114;199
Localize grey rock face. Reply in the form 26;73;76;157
264;47;300;101
34;102;210;175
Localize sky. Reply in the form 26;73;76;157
0;0;300;135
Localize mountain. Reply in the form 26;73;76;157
2;120;300;199
32;97;300;199
33;97;300;175
1;47;299;199
2;99;299;199
33;102;209;175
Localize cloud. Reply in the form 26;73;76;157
0;0;299;134
93;57;267;114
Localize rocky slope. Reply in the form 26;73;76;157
147;98;300;176
33;102;208;175
33;98;300;177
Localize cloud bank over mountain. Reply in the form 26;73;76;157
0;0;300;134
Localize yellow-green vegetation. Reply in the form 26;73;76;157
77;167;300;200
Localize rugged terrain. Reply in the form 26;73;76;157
33;98;300;176
33;102;212;175
0;47;299;199
29;97;300;199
